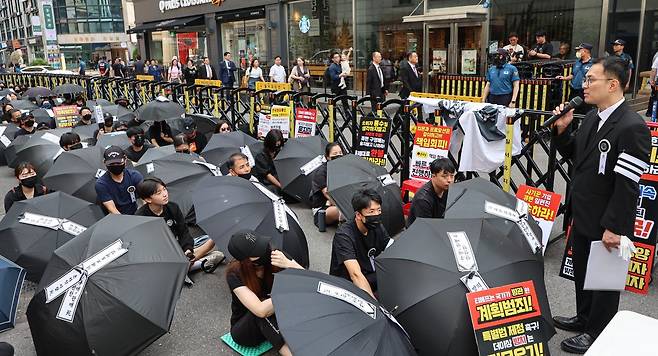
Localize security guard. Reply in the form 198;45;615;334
557;43;594;115
481;49;520;107
551;56;650;354
611;39;634;91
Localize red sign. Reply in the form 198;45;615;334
516;186;560;222
176;33;198;66
294;108;317;137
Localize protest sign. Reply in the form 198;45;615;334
52;105;78;128
194;79;222;87
136;75;154;81
256;82;291;92
410;123;451;181
354;117;391;167
516;185;561;254
294;108;317;138
467;280;550;356
257;105;291;138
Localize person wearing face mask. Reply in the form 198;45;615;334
59;132;83;152
407;158;456;227
74;106;94;127
115;97;130;108
148;120;174;147
14;113;36;138
93;112;116;141
225;229;301;355
181;117;207;153
310;142;343;227
253;129;284;191
4;162;49;212
95;146;144;215
6;109;21;125
557;43;594;115
124;127;152;162
329;189;393;298
227;153;259;182
481;48;520;108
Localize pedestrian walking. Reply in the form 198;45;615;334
289;57;311;92
268;56;287;83
112;58;124;78
399;52;422;99
245;59;265;90
148;59;163;82
78;57;86;76
198;57;217;80
133;55;144;76
183;59;198;84
168;58;182;83
219;52;237;88
366;51;388;108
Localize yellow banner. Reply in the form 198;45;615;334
256;82;291;92
271;105;291;117
136;75;154;81
410;92;481;102
195;79;222;87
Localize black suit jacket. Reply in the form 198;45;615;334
555;101;651;239
218;60;236;86
399;62;422;99
366;64;387;100
197;64;217;80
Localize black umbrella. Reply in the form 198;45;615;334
135;96;184;122
135;153;218;221
53;83;84;96
86;99;112;108
375;217;555;356
24;87;55;98
43;146;107;203
9;99;38;111
0;123;19;166
193;176;309;267
273;136;327;205
10;131;63;176
71;123;97;144
200;131;263;167
167;114;217;141
0;89;15;98
272;269;416;356
327;155;405;236
0;255;26;332
0;191;105;282
26;214;188;355
30;108;57;129
4;134;31;168
135;145;175;164
96;131;131;149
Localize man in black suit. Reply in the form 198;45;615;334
366;52;388;110
399;52;423;99
198;57;217;80
218;52;237;88
552;56;651;354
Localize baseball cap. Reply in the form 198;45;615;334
103;145;126;165
182;117;196;133
535;30;547;37
228;230;272;261
612;39;626;46
575;43;593;50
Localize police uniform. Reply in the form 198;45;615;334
554;99;650;338
485;63;520;106
570;57;594;115
614;52;634;71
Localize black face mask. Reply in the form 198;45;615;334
238;172;252;180
104;118;114;128
106;164;125;176
82;114;92;121
329;154;343;161
363;214;382;231
134;134;145;147
494;55;506;68
69;142;83;150
24;120;34;128
20;175;37;188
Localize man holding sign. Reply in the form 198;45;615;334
407;158;455;227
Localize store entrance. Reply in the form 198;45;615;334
221;18;268;75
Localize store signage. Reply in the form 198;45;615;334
42;0;57;46
299;15;310;34
159;0;212;13
31;16;42;36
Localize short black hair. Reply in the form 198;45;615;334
136;55;142;60
15;162;35;178
224;52;231;57
595;56;630;88
59;132;80;148
79;106;91;114
508;32;519;38
214;119;231;133
406;52;417;60
429;157;456;175
173;134;187;147
330;52;340;60
274;55;281;60
228;153;249;169
125;126;144;139
351;188;382;213
324;142;341;157
8;108;20;116
263;129;284;154
136;177;166;200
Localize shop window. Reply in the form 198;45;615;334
89;21;100;33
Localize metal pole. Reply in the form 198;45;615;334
633;0;647;99
598;0;610;58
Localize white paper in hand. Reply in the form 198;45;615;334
584;241;631;291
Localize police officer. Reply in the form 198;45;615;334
611;39;634;91
557;43;594;115
551;56;650;354
527;30;553;60
481;49;520;107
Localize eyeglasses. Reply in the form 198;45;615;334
582;77;614;87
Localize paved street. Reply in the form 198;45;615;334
0;161;656;355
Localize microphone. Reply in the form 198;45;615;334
541;96;583;128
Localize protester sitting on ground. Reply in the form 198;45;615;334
75;106;93;127
5;108;20;124
59;132;83;151
228;153;259;182
4;162;49;212
124;127;151;162
136;177;225;275
310;142;343;227
93;112;116;141
95;146;144;215
181;117;208;153
173;134;204;160
1;103;14;120
329;189;392;298
407;158;456;227
214;119;232;134
226;229;302;355
14;113;36;138
148;121;174;147
253;129;284;191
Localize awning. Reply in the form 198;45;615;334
127;16;204;34
403;5;487;23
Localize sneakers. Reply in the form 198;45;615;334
201;250;226;273
184;275;194;286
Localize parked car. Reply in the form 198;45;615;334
21;66;74;75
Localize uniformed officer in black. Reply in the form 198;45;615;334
551;56;651;354
527;30;553;60
407;157;455;227
611;39;634;91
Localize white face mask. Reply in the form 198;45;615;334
575;50;582;59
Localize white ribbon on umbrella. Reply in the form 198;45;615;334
44;239;128;322
299;155;325;176
240;145;256;167
193;160;221;176
484;200;542;254
447;230;490;293
19;212;87;236
250;182;299;232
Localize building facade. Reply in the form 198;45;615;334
0;0;44;65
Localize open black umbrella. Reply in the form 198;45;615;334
30;108;57;129
200;131;262;167
4;134;31;168
135;96;184;122
375;217;554;356
71;123;97;144
327;154;405;236
167;114;217;141
0;255;26;333
0;191;105;282
86;99;112;108
24;87;55;99
193;176;309;267
26;214;188;355
43;146;107;203
96;131;131;149
0;123;19;166
53;83;84;96
9;99;38;111
273;136;327;205
10;131;63;176
272;269;416;356
135;145;175;164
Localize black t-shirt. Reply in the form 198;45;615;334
124;144;152;162
253;151;277;184
188;132;208;154
74;120;92;128
329;220;390;289
148;122;173;147
530;42;554;59
226;270;272;326
4;184;48;212
309;163;328;209
135;202;194;252
407;181;447;227
14;127;35;138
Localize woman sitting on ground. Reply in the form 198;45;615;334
253;129;284;192
310;142;344;226
214;119;232;134
4;162;49;212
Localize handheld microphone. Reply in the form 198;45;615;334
542;96;583;128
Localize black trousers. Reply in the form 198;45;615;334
571;230;620;338
486;93;512;106
231;313;285;350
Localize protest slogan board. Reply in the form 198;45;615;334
136;75;154;81
294;108;317;138
467;280;550;356
410;123;451;181
52;105;78;128
354;117;391;167
255;82;291;92
258;105;291;139
516;185;561;254
194;79;222;87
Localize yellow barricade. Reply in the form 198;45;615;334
195;79;222;87
255;82;291;92
136;75;154;81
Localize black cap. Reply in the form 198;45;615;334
20;112;33;121
228;230;272;261
575;43;593;51
535;30;547;37
182;117;196;133
612;39;626;46
103;145;126;165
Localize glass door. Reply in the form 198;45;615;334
457;24;482;76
